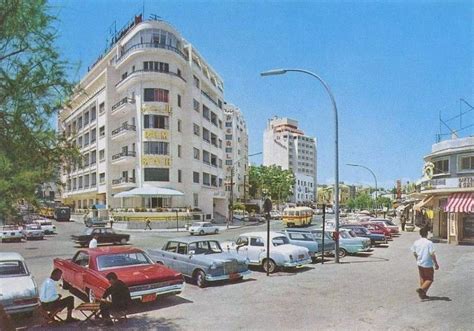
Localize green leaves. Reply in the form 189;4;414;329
0;0;78;217
248;165;295;202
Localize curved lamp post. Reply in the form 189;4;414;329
260;68;340;263
347;163;378;216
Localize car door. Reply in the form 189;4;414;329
160;241;179;269
174;242;191;275
235;236;249;259
248;237;265;263
101;228;115;244
71;251;89;291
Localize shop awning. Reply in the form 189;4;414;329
444;193;474;213
414;196;434;212
114;186;184;198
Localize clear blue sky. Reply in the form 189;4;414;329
50;0;473;189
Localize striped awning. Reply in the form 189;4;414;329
444;193;474;213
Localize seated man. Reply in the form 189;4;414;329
99;272;131;325
39;268;78;322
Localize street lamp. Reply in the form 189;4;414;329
228;152;263;229
347;163;378;217
261;68;341;263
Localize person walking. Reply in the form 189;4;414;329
39;269;79;322
400;214;406;231
109;217;114;229
89;234;99;248
144;218;152;230
411;228;439;299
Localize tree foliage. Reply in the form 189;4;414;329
0;0;77;217
248;165;295;202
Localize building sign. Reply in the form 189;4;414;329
141;104;172;114
142;155;171;167
144;129;169;140
458;177;474;188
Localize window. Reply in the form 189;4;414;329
177;94;181;108
99;149;105;161
84;132;89;146
144;88;169;102
225;147;232;153
91;172;96;187
177;119;181;132
99;173;105;184
211;133;217;147
144;168;170;181
144;115;169;129
84;174;89;188
193;148;200;160
90;150;97;165
210;112;218;126
193;99;200;112
203;150;210;164
225;160;233;165
211;175;217;187
78;116;83;129
122;72;128;80
434;159;449;175
203;173;210;186
78;136;83;148
225;134;233;140
99;126;105;137
144;142;169;155
225;122;232;127
219;159;223;168
90;128;96;143
84;111;89;125
91;106;96;121
203;128;210;142
193;193;198;207
250;237;264;247
83;153;89;167
178;169;182;183
203;105;210;120
193;172;200;183
143;61;169;72
219;139;222;148
193;124;200;136
193;75;200;88
177;145;181;158
459;155;474;171
78;176;83;189
211;154;217;167
99;102;105;114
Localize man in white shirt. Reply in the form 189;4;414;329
411;228;439;299
39;268;78;322
89;234;99;248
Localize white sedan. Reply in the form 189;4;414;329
189;222;219;235
1;225;23;243
0;252;39;315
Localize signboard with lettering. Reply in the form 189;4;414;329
144;129;169;140
142;156;171;167
141;104;172;114
458;177;474;188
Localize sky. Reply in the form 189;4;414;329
49;0;473;189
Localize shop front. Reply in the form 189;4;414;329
444;192;474;244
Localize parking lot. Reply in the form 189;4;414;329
2;218;473;330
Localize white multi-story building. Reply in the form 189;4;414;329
58;16;229;219
223;104;249;201
263;117;317;204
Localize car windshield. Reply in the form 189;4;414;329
0;260;28;277
26;225;41;230
82;228;94;235
191;223;203;227
272;236;289;246
3;226;19;230
97;252;153;270
189;241;223;254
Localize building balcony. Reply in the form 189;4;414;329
111;97;135;116
111;124;136;141
111;177;137;189
201;90;219;108
114;42;187;66
111;151;136;164
115;70;186;91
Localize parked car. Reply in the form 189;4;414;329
148;238;250;288
54;247;184;303
189;222;219;235
0;252;39;315
330;229;371;257
359;222;392;239
280;228;335;260
369;218;400;235
1;225;23;243
270;210;282;220
238;216;266;224
71;227;130;247
223;232;311;273
33;219;56;234
340;225;387;246
84;216;108;228
22;224;44;240
310;229;336;255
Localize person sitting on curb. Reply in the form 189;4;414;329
39;269;79;322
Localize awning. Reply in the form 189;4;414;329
414;196;434;212
444;193;474;213
114;186;184;198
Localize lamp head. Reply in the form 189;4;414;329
260;69;287;76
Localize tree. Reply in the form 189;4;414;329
0;0;77;218
248;165;295;203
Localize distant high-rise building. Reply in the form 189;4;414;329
263;117;317;203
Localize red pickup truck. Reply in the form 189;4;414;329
54;246;184;303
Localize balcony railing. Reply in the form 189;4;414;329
115;69;186;87
201;90;219;107
115;42;187;64
112;177;136;185
112;124;136;136
112;151;136;160
111;97;135;112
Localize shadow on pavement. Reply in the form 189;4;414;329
340;256;390;264
423;296;452;302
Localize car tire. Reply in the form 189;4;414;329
214;229;218;234
195;270;207;288
199;230;204;235
338;248;347;258
120;238;127;245
87;288;96;303
262;259;277;273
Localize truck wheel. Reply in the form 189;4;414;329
338;248;347;258
194;270;207;288
262;259;277;273
214;229;218;234
199;230;204;235
120;238;127;245
87;288;96;303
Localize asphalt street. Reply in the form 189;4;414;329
2;217;473;330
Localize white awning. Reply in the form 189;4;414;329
114;186;184;198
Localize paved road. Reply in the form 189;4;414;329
2;218;473;330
